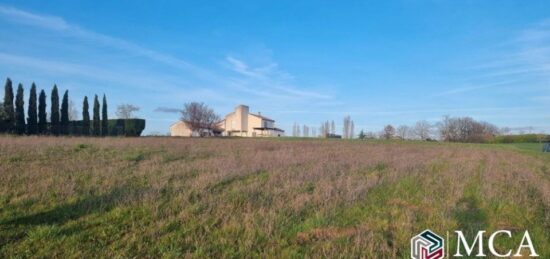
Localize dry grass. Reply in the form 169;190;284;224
0;136;549;258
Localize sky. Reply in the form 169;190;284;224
0;0;549;135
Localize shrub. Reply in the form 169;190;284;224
491;134;549;143
70;119;146;137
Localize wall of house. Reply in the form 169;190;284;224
170;121;193;137
222;105;250;136
247;114;262;136
251;128;284;137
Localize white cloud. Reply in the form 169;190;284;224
0;5;215;81
225;55;332;100
0;5;69;30
434;81;516;96
0;5;332;104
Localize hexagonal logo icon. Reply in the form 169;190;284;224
411;229;445;259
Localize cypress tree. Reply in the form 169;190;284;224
38;90;47;134
3;78;14;132
92;95;100;136
15;84;25;134
82;96;90;136
50;85;60;135
101;94;108;136
60;90;69;135
27;83;38;134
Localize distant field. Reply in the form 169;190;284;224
499;142;545;153
0;137;549;258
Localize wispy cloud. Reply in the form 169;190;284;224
0;5;69;30
0;52;193;93
225;55;332;100
434;81;515;96
0;5;331;103
0;5;215;80
470;19;550;80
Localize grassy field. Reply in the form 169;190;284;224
0;136;549;258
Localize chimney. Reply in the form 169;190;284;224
235;105;249;133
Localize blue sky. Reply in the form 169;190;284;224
0;1;549;135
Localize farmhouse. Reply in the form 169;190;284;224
170;105;285;137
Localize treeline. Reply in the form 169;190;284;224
292;116;355;139
1;78;145;136
359;115;534;143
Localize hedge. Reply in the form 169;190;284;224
68;119;146;136
491;134;549;143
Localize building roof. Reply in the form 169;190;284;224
249;113;274;122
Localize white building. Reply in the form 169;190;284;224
170;105;284;137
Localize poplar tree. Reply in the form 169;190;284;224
15;84;25;134
3;78;14;132
60;90;69;135
50;85;60;135
27;83;38;134
38;90;47;134
82;96;90;136
93;95;100;136
101;94;108;136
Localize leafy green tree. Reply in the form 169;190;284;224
38;90;47;134
102;94;108;136
82;96;90;136
60;90;69;135
3;78;15;132
93;95;100;136
15;84;25;134
50;85;60;135
27;83;38;134
358;130;366;139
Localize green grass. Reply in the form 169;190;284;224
0;137;549;258
502;142;545;152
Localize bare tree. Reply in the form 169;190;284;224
437;116;498;142
350;120;354;139
303;125;309;137
383;124;395;139
500;127;511;135
343;116;350;139
116;104;140;119
180;102;220;137
293;123;302;137
331;120;335;135
396;125;409;140
68;100;79;121
320;120;331;137
414;120;432;140
342;116;355;139
365;131;377;139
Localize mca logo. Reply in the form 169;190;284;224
411;229;445;259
